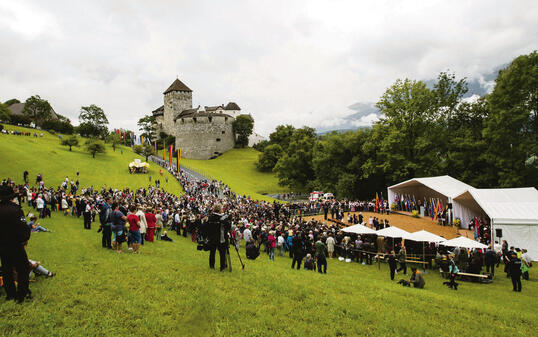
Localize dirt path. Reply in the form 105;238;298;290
305;211;472;240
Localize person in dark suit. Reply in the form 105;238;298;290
205;204;230;271
0;184;32;303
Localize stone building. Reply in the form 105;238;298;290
152;78;259;160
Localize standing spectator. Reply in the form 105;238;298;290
98;197;112;249
277;233;284;256
291;233;305;270
267;231;276;261
111;202;127;253
521;249;532;280
388;251;398;280
145;207;156;242
127;205;141;254
136;206;147;246
315;238;327;274
485;247;497;276
448;254;459;290
326;234;335;258
509;251;522;292
0;184;31;303
155;209;163;240
397;246;407;275
36;194;44;218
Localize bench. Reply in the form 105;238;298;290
440;271;492;282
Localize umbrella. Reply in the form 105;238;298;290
407;230;446;243
376;226;411;239
440;236;488;249
407;230;446;265
342;224;377;235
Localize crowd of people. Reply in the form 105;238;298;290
0;158;533;303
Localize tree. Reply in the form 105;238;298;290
85;139;106;158
483;51;538;187
22;95;52;123
61;135;79;151
79;104;109;138
232;115;254;148
140;144;155;162
269;125;295;152
273;127;317;190
137;115;156;140
106;132;122;151
4;98;20;106
256;144;283;171
0;102;10;122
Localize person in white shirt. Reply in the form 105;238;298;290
277;234;285;256
243;225;252;247
521;249;532;280
36;195;44;218
326;235;336;258
136;206;148;245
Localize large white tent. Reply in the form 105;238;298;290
440;236;488;249
453;188;538;259
407;230;446;243
376;226;411;239
387;175;474;222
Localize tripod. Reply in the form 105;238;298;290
226;235;245;272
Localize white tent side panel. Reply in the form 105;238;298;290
494;224;538;261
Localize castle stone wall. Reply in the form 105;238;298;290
175;116;235;160
163;91;192;134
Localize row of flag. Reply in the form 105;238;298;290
112;129;182;173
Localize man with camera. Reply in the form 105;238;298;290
0;184;32;303
206;204;230;271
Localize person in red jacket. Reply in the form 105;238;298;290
144;207;156;242
267;231;276;261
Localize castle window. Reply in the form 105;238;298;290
193;118;197;123
221;131;225;134
225;117;228;122
216;138;221;142
208;117;212;123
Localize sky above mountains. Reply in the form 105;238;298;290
0;1;537;136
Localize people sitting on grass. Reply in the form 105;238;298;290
27;216;50;232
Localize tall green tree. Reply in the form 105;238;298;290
137;115;156;140
232;115;254;148
22;95;52;123
484;51;538;187
269;124;295;152
256;144;283;171
79;104;109;138
273;127;316;190
0;102;10;121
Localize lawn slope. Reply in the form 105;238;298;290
181;148;287;201
0;124;181;194
0;212;536;336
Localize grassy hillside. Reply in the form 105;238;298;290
0;124;182;194
1;211;536;336
181;148;287;201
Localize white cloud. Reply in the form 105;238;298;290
0;0;536;137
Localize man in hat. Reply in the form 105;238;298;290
0;184;32;303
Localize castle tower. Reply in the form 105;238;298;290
162;78;192;134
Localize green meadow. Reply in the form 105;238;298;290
0;125;182;194
0;125;537;336
181;148;288;201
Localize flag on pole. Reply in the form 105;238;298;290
375;193;379;212
168;145;172;166
154;141;157;154
141;135;143;146
177;149;181;172
163;143;165;160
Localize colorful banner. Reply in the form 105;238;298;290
168;145;172;166
177;149;181;172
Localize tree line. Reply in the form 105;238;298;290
255;51;537;198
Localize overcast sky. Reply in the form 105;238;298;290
1;0;536;136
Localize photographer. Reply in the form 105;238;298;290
206;204;230;271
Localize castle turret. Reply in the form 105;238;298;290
163;78;192;134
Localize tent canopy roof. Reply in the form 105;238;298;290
388;175;474;199
376;226;411;239
454;188;538;225
342;224;377;235
440;236;488;249
407;230;446;243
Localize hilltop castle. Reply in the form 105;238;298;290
152;78;260;160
